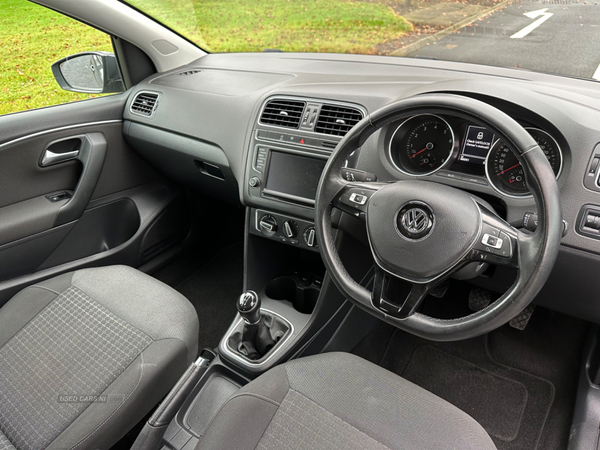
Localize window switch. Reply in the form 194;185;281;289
46;191;71;202
584;213;600;230
590;157;600;177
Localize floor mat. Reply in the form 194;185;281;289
173;244;244;352
403;346;540;442
353;305;588;450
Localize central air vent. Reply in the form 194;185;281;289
260;99;306;129
177;70;201;76
131;92;159;117
315;104;363;137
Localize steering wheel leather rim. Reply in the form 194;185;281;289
315;93;562;341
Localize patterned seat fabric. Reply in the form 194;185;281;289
0;431;15;450
0;286;153;450
0;265;199;450
196;352;498;450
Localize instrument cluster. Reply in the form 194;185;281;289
387;113;563;197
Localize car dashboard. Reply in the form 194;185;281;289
121;51;600;323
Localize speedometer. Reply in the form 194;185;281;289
389;114;455;176
485;128;562;197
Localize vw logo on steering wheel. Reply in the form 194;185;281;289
403;208;428;233
396;203;435;240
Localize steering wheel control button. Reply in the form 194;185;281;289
481;234;502;250
497;232;513;258
396;203;434;240
338;188;375;217
349;193;367;205
474;224;502;254
482;224;500;237
341;168;377;182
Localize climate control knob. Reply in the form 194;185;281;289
283;220;298;238
303;227;316;247
258;215;277;236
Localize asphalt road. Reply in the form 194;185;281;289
410;0;600;80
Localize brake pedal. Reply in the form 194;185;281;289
429;280;449;298
509;304;535;330
468;287;491;311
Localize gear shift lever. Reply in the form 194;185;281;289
237;291;261;326
236;291;261;358
231;291;287;361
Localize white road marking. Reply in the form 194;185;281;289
510;8;554;39
593;63;600;80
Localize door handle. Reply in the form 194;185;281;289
43;133;107;227
41;149;80;167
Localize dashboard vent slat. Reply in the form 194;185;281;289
260;99;306;129
315;104;363;137
131;92;159;117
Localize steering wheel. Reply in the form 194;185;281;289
315;94;562;341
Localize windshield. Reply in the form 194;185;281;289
124;0;599;80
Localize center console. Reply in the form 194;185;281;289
222;96;368;373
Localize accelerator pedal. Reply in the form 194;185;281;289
429;280;450;298
509;304;536;330
468;287;491;311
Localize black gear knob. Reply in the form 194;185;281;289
237;291;261;325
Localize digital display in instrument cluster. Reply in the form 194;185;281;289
459;125;495;165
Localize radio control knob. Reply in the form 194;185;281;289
283;220;298;238
249;177;261;188
304;227;316;247
259;215;277;236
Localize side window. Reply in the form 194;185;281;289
1;0;124;116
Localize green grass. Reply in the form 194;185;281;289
0;0;411;115
126;0;412;54
0;0;113;116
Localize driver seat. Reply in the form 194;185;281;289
196;352;497;450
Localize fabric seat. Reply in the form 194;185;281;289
0;265;199;450
196;352;497;450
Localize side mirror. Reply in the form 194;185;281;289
52;52;124;94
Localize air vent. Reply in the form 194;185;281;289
315;104;363;137
260;99;306;129
131;92;159;117
177;70;201;76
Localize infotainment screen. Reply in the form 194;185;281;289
264;151;327;202
459;125;495;165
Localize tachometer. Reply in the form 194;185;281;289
389;114;455;175
486;128;562;197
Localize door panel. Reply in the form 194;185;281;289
0;96;189;303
